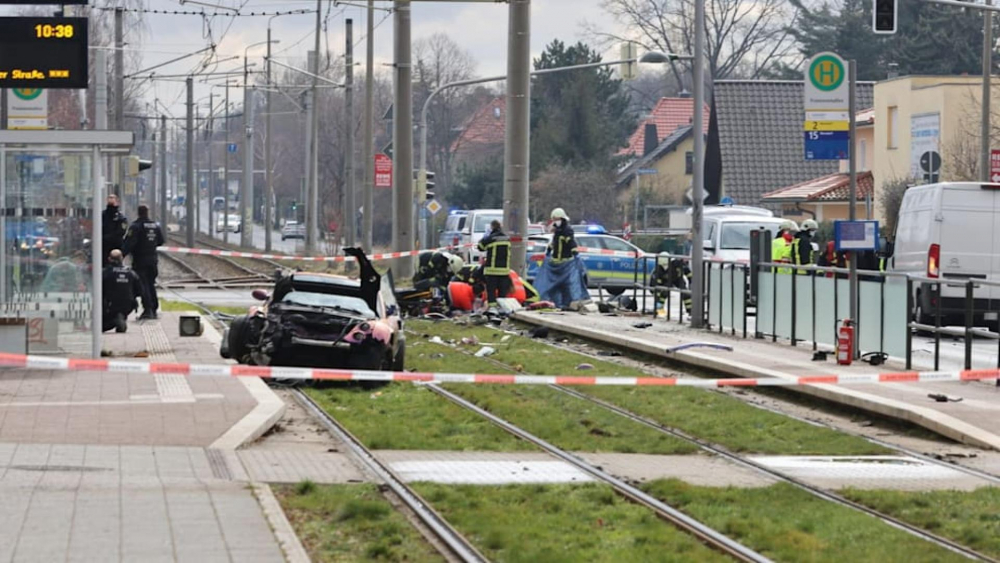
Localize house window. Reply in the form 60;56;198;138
859;139;868;171
888;106;898;149
685;151;693;175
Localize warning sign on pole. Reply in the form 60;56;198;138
991;149;1000;183
375;153;393;188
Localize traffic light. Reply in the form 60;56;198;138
425;170;435;193
127;155;152;176
873;0;897;34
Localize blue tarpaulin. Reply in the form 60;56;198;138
533;256;590;309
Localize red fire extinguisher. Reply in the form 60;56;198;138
837;319;854;366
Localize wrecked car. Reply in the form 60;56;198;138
221;247;405;370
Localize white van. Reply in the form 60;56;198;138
461;209;504;262
890;182;1000;325
701;207;788;263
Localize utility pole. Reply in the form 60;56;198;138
982;1;993;182
207;91;215;239
503;0;530;274
690;0;706;327
242;82;254;248
186;77;195;249
224;83;230;243
160;115;168;224
150;130;157;218
265;28;274;252
114;7;124;203
362;0;375;252
306;0;322;254
195;104;201;236
848;59;860;359
393;0;414;278
303;90;312;233
345;18;357;250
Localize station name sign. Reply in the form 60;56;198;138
0;17;89;89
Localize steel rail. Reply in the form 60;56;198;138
290;389;489;563
424;384;772;563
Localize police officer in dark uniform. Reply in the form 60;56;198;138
101;194;128;266
102;249;142;332
477;220;511;312
124;205;165;319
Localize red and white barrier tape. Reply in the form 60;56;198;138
158;243;475;263
1;352;996;387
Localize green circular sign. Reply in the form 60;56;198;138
12;88;43;101
808;55;845;92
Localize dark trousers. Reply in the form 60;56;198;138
134;263;159;314
102;305;128;332
484;274;511;305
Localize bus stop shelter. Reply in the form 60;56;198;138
1;130;134;358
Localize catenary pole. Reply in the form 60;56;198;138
207;91;214;240
983;0;993;183
690;0;706;327
265;28;274;251
306;0;322;254
392;1;414;278
849;60;859;359
363;0;375;252
242;80;253;248
345;18;357;249
224;82;230;243
504;0;531;274
160;115;168;224
114;7;124;205
186;77;195;249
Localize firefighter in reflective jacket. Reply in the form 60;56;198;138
771;220;797;274
477;220;511;312
791;219;818;274
652;254;691;315
548;208;578;263
414;251;464;291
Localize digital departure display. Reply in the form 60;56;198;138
0;17;89;89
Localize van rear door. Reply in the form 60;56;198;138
938;185;994;301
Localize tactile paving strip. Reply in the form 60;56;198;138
142;322;195;402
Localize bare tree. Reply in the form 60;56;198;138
589;0;797;86
413;33;479;199
531;164;620;226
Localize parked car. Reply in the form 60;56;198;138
438;210;468;248
212;196;225;211
526;233;654;296
281;220;305;241
221;248;405;369
216;214;241;233
889;182;1000;326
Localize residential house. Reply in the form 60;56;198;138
705;80;874;210
450;96;506;167
615;97;709;226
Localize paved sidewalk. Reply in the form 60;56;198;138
0;313;288;562
515;311;1000;450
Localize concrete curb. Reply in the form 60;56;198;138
514;312;1000;451
253;483;311;563
199;314;287;451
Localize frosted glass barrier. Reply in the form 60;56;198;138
774;273;792;339
882;277;908;359
858;279;883;354
708;263;722;327
708;263;747;333
757;270;773;335
794;274;814;343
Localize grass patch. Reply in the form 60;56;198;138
305;383;531;451
642;480;966;562
843;488;1000;559
274;483;442;562
409;319;887;456
411;482;725;562
158;298;247;317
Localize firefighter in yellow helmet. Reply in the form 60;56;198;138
792;219;818;274
771;219;797;274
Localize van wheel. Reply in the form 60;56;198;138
605;286;626;296
913;299;934;336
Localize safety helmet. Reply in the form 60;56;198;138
550;208;569;222
779;219;799;233
801;219;819;232
446;253;465;275
656;252;671;267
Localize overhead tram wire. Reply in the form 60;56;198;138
92;6;315;17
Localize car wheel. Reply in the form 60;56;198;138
227;315;251;363
604;286;626;297
391;344;405;371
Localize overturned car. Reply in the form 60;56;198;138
221;248;405;370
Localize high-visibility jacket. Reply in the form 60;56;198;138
771;237;792;274
478;228;511;276
549;222;578;263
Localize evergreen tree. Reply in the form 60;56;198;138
529;40;634;175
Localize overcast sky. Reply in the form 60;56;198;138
33;0;626;116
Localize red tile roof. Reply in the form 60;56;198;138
451;97;506;153
619;97;710;156
856;107;875;126
762;171;874;202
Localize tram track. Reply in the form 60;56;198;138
289;388;490;563
431;327;998;561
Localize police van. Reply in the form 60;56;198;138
700;206;788;263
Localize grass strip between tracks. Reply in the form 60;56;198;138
409;319;888;456
159;298;248;317
274;482;443;562
411;482;727;563
842;487;1000;559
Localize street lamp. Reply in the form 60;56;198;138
416;50;684;249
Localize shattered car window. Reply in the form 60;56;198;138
279;291;377;318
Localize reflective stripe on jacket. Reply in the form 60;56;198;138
478;229;511;276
